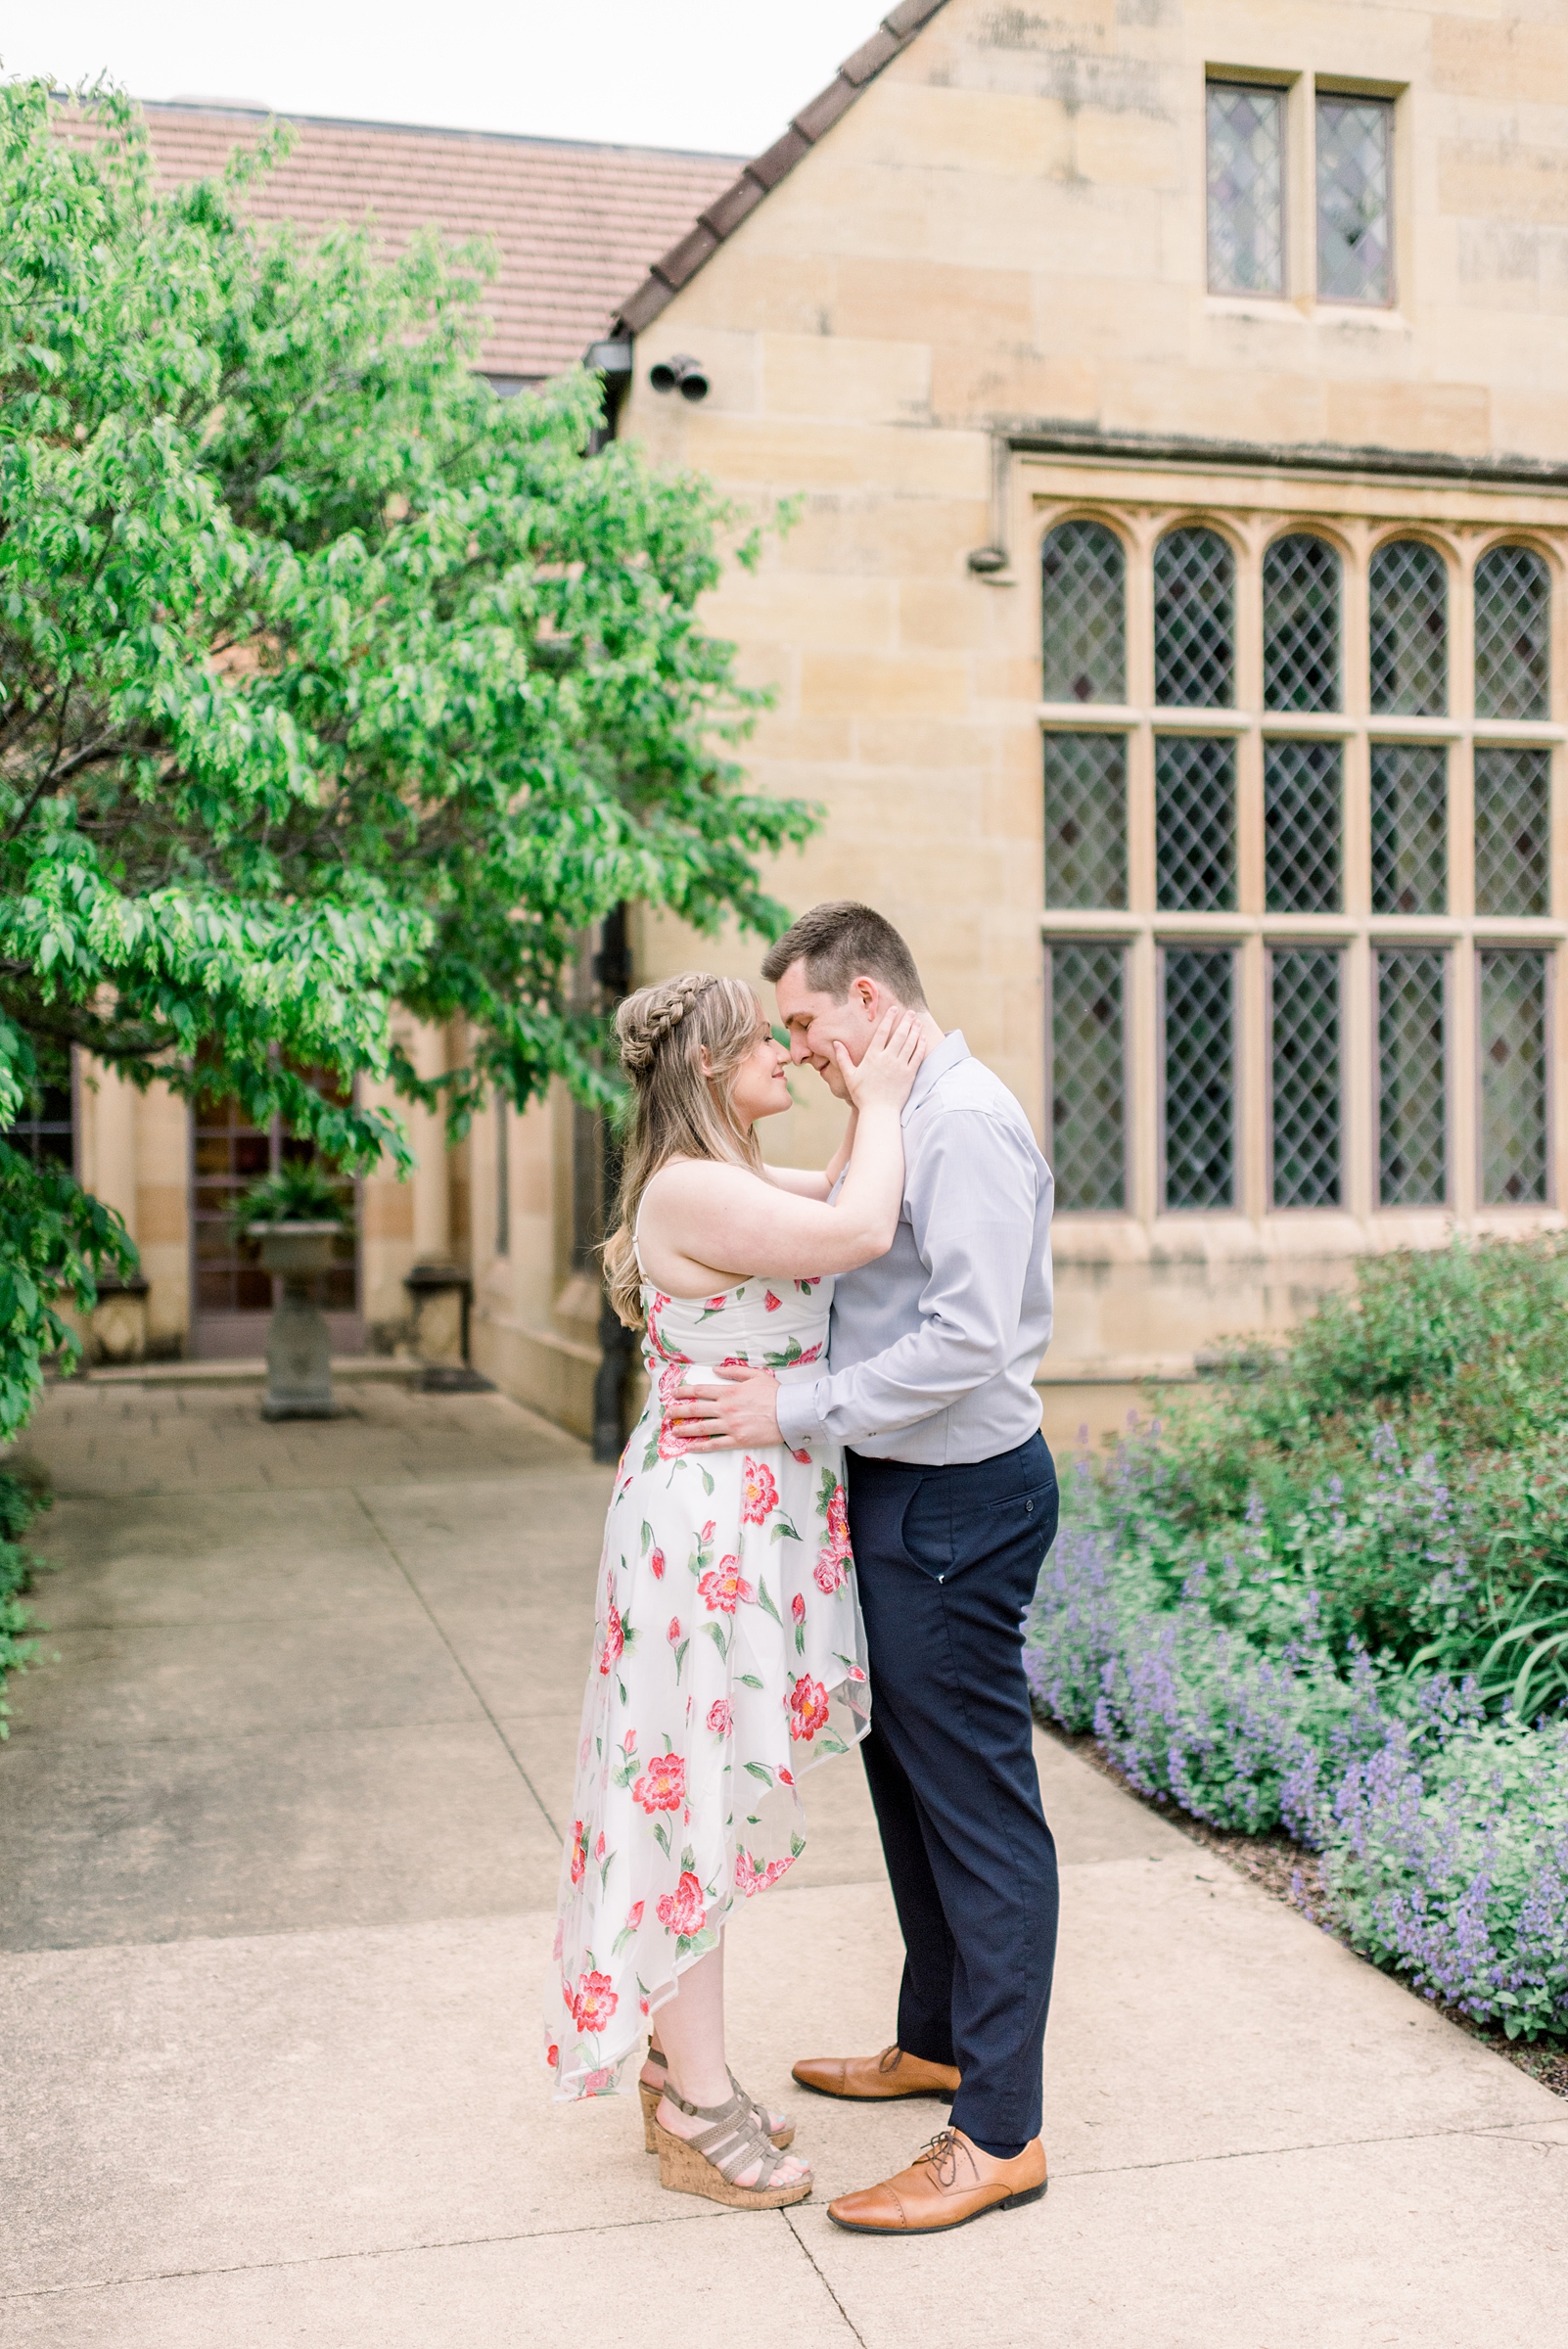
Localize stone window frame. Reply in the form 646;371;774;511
1032;478;1568;1230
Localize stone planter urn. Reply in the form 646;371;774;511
254;1222;346;1420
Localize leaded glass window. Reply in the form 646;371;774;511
1264;534;1341;711
1271;950;1342;1207
1154;529;1234;707
1265;738;1342;912
1378;949;1446;1207
1050;944;1126;1210
1045;733;1128;908
1480;949;1548;1205
1156;735;1235;910
1164;949;1234;1210
1316;96;1392;305
1207;84;1285;298
1;1082;73;1170
1041;522;1126;704
1371;744;1447;916
1474;746;1550;917
1369;540;1447;714
1474;546;1551;719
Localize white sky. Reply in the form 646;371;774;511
3;1;890;157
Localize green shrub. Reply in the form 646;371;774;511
1098;1237;1568;1703
230;1161;351;1236
0;1466;49;1738
1023;1238;1568;2038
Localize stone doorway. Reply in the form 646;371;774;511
189;1078;363;1359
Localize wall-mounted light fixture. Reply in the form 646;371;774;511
648;353;710;402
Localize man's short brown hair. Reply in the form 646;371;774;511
761;901;927;1008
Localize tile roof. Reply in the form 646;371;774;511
58;101;744;382
616;0;952;335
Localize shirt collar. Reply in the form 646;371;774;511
903;1028;969;1122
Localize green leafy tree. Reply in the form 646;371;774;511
0;80;812;1437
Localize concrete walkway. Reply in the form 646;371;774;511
2;1381;1564;2348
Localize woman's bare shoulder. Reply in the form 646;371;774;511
641;1159;768;1211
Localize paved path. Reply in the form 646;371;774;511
2;1381;1564;2347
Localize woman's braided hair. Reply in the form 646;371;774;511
602;971;767;1328
615;972;720;1077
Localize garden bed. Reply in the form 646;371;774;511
1026;1236;1568;2056
1043;1723;1568;2102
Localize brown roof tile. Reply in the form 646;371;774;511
58;101;743;381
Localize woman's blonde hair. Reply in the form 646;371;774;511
602;971;767;1328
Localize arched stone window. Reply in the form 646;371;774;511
1153;527;1234;707
1264;533;1341;711
1369;539;1447;714
1040;521;1125;704
1474;545;1550;719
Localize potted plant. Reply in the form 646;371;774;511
231;1163;352;1420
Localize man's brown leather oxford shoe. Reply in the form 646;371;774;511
827;2126;1047;2234
791;2044;961;2101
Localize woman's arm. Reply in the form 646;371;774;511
760;1164;833;1198
638;1011;924;1288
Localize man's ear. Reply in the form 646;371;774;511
853;977;878;1017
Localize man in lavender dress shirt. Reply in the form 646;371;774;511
669;902;1060;2236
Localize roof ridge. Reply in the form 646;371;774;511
70;93;746;167
613;0;951;336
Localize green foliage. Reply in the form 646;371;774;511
0;1467;50;1737
230;1161;350;1234
1097;1235;1568;1705
0;1138;136;1440
0;79;814;1438
1026;1239;1568;2038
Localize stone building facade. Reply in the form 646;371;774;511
39;6;1568;1442
475;0;1568;1444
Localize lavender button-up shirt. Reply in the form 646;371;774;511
775;1031;1054;1467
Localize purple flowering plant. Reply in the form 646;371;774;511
1025;1239;1568;2039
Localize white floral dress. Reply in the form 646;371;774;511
545;1271;869;2100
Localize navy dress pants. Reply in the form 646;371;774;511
846;1431;1060;2157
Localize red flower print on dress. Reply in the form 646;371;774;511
789;1677;831;1741
741;1457;779;1524
763;1289;782;1312
791;1448;813;1466
791;1592;806;1625
626;1901;644;1929
650;1548;666;1581
735;1849;794;1896
656;1869;706;1937
814;1480;853;1592
632;1750;686;1814
668;1616;682;1644
698;1558;755;1614
570;1820;586;1885
599;1603;623;1675
572;1969;619;2034
778;1767;794;1786
594;1830;606;1862
707;1698;733;1735
546;2043;559;2068
581;2066;614;2095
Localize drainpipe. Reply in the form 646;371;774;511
590;902;634;1462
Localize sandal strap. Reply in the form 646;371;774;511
664;2087;793;2188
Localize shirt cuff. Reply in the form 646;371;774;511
775;1377;829;1452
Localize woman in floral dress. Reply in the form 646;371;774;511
546;971;924;2209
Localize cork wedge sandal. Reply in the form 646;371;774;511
637;2043;795;2154
654;2085;812;2210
